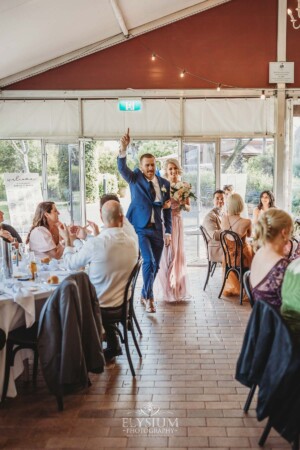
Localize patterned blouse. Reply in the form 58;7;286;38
251;258;290;309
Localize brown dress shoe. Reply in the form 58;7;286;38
145;298;156;313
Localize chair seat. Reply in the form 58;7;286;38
8;323;38;345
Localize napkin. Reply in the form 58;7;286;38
12;283;35;328
48;259;59;271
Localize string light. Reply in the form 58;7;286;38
142;43;279;94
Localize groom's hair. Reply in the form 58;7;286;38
139;153;155;163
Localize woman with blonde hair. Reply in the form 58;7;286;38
155;158;191;302
221;193;253;297
250;208;293;308
27;201;64;259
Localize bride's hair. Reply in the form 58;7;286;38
254;208;293;246
164;158;183;176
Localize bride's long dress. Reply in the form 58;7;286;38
155;197;190;302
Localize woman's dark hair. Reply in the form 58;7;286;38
26;201;55;244
258;190;275;210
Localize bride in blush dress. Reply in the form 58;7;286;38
155;158;191;302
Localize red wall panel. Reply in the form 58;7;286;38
7;0;287;91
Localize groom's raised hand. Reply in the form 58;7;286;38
120;128;130;153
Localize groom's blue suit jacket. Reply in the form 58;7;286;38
117;157;172;234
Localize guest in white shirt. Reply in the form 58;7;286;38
59;200;138;361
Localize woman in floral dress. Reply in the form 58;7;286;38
155;158;193;302
250;208;293;309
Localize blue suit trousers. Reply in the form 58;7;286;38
138;227;164;299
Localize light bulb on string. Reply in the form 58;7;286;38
151;53;156;61
217;83;221;92
180;69;186;78
260;90;266;100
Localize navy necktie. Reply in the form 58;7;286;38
149;180;156;201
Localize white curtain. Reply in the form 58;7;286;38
0;97;275;138
0;100;79;137
82;99;181;137
183;98;275;135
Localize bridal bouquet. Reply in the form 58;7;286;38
171;181;197;210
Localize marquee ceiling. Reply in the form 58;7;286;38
0;0;231;87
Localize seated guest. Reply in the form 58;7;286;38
59;200;138;361
223;184;248;218
250;208;293;309
202;190;225;263
26;201;64;259
0;209;22;245
73;194;138;253
253;190;276;225
221;193;253;296
281;257;300;344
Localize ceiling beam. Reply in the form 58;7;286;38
110;0;129;37
0;88;279;100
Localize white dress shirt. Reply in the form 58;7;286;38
73;218;138;253
63;227;138;308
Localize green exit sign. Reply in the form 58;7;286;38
118;98;142;111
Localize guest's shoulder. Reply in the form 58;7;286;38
243;217;252;225
31;226;50;236
204;208;217;219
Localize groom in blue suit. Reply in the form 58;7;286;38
117;129;172;313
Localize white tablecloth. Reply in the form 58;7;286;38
0;269;68;398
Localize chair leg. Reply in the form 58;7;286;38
132;309;142;336
1;340;14;403
258;418;272;447
56;395;64;411
203;261;211;291
240;283;244;305
292;434;299;450
218;270;228;299
130;320;142;358
32;350;39;385
243;384;256;413
123;326;135;377
211;262;217;277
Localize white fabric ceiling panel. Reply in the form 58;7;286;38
0;0;225;82
0;100;79;137
183;98;275;135
83;99;181;137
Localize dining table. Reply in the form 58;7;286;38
0;260;69;399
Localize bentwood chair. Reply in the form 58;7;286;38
1;323;39;404
199;225;217;291
236;300;300;449
243;271;255;308
106;259;143;377
287;237;299;260
132;256;143;336
219;230;247;305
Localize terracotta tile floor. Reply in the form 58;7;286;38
0;267;290;449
